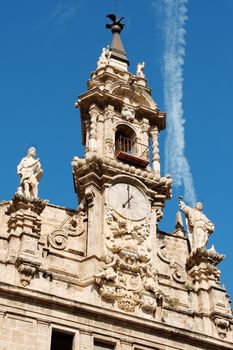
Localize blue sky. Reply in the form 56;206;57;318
0;1;233;299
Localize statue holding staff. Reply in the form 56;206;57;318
178;196;214;252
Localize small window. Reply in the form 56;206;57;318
50;330;74;350
94;339;115;349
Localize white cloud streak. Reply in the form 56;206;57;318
47;2;78;36
154;0;196;205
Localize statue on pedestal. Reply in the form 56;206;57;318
178;196;214;252
17;147;43;200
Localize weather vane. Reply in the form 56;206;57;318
106;14;125;33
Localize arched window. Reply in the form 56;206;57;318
115;124;136;157
115;124;149;168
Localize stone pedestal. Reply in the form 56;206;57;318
6;193;47;286
186;247;231;338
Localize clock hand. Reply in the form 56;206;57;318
122;195;133;208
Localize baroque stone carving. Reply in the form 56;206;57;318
121;106;135;121
155;208;163;222
186;246;225;284
6;193;47;217
97;46;110;69
48;210;86;250
95;209;164;316
179;196;214;253
17;147;43;200
214;317;231;339
157;241;187;284
17;261;37;287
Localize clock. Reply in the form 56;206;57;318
108;182;149;221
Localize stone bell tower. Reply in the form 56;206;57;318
0;14;232;350
72;14;173;313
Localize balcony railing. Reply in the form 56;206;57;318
115;135;149;168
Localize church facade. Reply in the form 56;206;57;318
0;15;232;350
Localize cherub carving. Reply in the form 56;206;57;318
95;251;118;282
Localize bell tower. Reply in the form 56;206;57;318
0;13;232;350
72;14;172;315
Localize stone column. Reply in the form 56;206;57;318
150;127;160;174
141;118;150;160
97;112;104;156
84;119;90;154
89;105;99;152
104;105;115;158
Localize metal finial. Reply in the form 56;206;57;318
106;14;125;33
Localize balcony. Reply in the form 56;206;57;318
115;135;149;168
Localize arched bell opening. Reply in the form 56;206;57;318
115;124;149;168
115;124;136;156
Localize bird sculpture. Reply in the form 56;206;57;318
106;14;125;32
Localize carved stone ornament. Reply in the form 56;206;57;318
97;46;110;69
214;317;231;339
6;193;48;216
48;229;68;250
48;211;86;251
94;208;165;317
17;261;38;287
186;245;225;270
121;106;135;121
157;241;187;284
156;208;163;222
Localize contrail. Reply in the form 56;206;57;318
157;0;196;205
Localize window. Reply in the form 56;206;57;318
94;339;115;349
115;126;136;156
50;330;74;350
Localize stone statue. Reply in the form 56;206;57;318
17;147;43;200
178;196;214;252
97;46;110;69
136;62;145;78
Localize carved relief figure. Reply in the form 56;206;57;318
178;196;214;252
17;147;43;200
97;46;110;68
136;62;145;78
95;251;118;282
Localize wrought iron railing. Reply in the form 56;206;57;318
115;135;149;166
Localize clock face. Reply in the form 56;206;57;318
108;183;149;221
